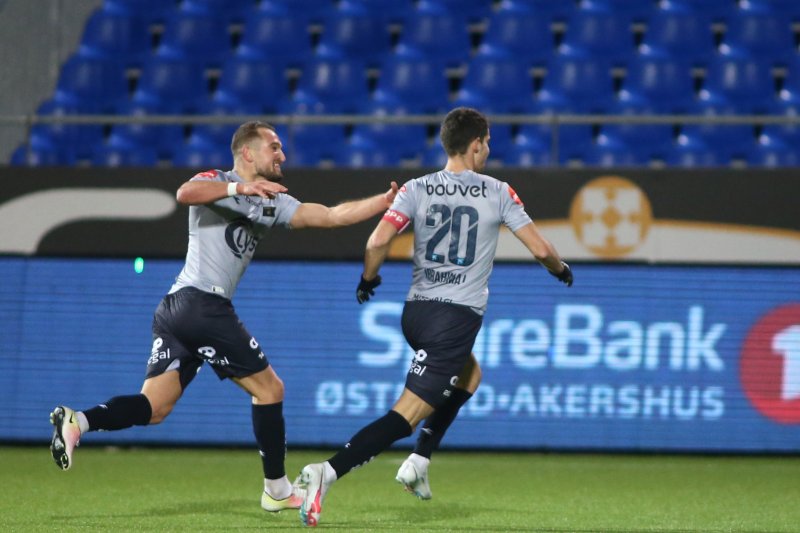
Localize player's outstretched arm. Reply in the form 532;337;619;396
176;179;287;206
356;219;398;303
289;181;399;229
513;222;573;286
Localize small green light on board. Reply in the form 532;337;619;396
134;257;145;274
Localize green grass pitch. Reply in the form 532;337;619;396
1;445;798;532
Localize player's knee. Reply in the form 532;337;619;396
252;374;284;404
148;403;175;425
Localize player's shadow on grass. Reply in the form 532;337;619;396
57;498;282;522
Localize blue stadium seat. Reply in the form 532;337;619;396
182;0;255;24
454;46;535;113
510;0;577;21
580;0;655;21
665;0;735;22
372;45;450;113
104;0;174;25
719;1;795;64
428;0;493;23
132;49;210;113
601;107;675;161
52;50;129;113
112;100;186;160
421;142;448;168
277;94;347;166
538;51;616;113
397;1;471;67
502;130;553;167
482;1;555;66
698;54;779;113
746;130;800;167
292;49;368;113
238;2;313;67
213;53;287;113
157;3;232;68
752;0;800;20
31;99;105;160
640;1;715;65
518;122;595;165
486;124;515;162
778;56;800;113
91;133;159;167
317;0;392;66
351;98;429;160
349;0;415;24
79;3;151;67
679;108;756;161
665;132;732;167
10;134;76;166
617;50;696;113
334;132;404;168
560;2;637;65
173;133;231;168
582;132;651;167
192;99;254;144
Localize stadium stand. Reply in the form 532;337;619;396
11;0;800;167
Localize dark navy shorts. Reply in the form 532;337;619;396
146;287;269;388
401;300;483;408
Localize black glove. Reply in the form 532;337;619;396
356;275;382;304
550;261;573;287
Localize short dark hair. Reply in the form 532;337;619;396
439;107;489;156
231;121;276;157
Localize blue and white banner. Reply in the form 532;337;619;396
1;258;798;452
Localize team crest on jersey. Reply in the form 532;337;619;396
193;170;218;179
508;185;523;205
400;185;407;192
225;218;258;258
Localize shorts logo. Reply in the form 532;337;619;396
250;337;259;350
409;349;428;376
740;304;800;424
225;218;258;259
198;346;216;359
450;375;459;386
148;337;171;365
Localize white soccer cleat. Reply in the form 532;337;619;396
261;489;304;512
396;458;432;500
298;463;330;527
49;406;81;471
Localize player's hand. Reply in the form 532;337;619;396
240;180;288;199
356;275;382;304
383;181;399;206
550;261;573;287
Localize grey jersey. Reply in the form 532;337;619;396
170;169;300;299
388;170;532;314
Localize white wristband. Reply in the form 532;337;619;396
227;182;238;197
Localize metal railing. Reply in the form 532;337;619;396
4;113;798;165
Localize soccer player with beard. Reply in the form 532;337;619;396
48;121;398;513
298;108;572;527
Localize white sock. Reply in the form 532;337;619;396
264;476;291;500
76;411;90;434
322;461;338;484
408;453;430;471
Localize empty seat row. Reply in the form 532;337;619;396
13;121;800;168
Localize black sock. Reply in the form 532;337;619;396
328;410;412;479
82;394;152;431
252;402;286;480
414;388;472;459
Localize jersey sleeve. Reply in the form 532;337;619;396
499;182;532;232
382;180;415;232
272;193;301;228
189;169;223;182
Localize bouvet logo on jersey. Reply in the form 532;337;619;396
740;304;800;424
425;181;488;198
570;176;653;259
225;218;258;258
0;188;176;254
